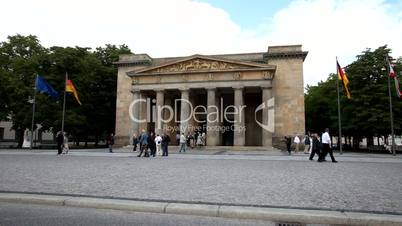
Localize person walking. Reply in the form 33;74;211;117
56;131;64;155
132;133;138;152
196;132;203;149
63;132;69;154
309;133;321;160
155;134;162;156
176;133;180;145
137;130;149;157
284;136;292;155
303;133;311;154
188;133;194;149
162;133;170;156
318;128;337;162
148;132;156;157
179;133;186;153
137;132;143;151
107;133;114;153
294;135;300;153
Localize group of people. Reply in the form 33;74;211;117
284;128;338;162
176;131;206;152
132;130;171;157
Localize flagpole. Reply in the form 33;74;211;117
386;57;396;156
61;72;67;134
336;57;343;155
30;74;38;150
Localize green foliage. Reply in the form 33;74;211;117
0;34;132;146
305;46;402;140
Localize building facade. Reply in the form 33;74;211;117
114;45;307;148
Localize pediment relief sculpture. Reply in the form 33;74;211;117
151;58;252;73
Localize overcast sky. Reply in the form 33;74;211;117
1;0;401;87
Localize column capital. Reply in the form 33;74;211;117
179;87;190;92
260;84;272;89
155;88;165;93
206;87;216;91
232;85;244;90
131;88;141;94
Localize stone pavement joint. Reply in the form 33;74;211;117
1;192;402;226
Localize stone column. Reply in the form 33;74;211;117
233;86;245;146
180;88;190;135
262;86;273;147
155;89;164;135
206;88;218;146
131;89;140;139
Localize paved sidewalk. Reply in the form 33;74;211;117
0;148;401;163
2;192;402;225
0;149;401;215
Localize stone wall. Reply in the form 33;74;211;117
268;45;306;147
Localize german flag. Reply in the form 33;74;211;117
66;79;82;105
337;60;351;99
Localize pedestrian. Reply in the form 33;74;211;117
148;132;156;157
201;132;206;146
303;133;311;154
63;132;69;154
309;133;321;160
137;129;149;157
194;132;199;146
132;133;138;152
56;131;64;155
162;132;170;156
294;135;300;153
191;133;195;148
179;133;186;152
176;133;180;145
138;132;143;151
155;134;162;156
318;128;337;163
107;133;114;153
284;136;291;155
187;133;194;149
196;132;203;149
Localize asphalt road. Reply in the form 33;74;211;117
0;150;401;214
0;202;275;226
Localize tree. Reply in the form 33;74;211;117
0;34;132;147
305;46;402;149
0;34;48;147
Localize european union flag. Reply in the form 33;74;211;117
35;75;59;100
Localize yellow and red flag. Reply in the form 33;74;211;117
337;60;351;99
66;79;82;105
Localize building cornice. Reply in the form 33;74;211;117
264;51;308;61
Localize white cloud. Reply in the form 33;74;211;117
1;0;401;86
263;0;402;86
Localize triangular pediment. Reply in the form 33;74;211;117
130;55;272;75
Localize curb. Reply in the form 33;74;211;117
1;193;402;225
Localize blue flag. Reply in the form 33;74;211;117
35;75;59;100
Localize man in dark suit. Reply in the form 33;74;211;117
56;131;64;155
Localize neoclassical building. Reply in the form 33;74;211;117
114;45;307;148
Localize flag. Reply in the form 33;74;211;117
337;60;351;99
387;57;402;98
65;79;82;105
35;75;59;100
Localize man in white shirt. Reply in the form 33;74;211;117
318;128;337;162
154;134;163;156
294;135;300;153
179;133;186;153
